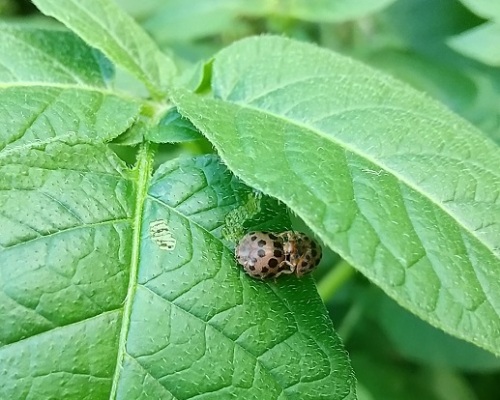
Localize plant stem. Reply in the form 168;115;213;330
317;259;356;301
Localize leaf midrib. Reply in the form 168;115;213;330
110;142;154;398
224;99;500;258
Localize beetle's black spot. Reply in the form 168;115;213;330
310;241;317;249
249;265;256;271
268;258;278;268
257;249;266;257
251;235;258;241
311;249;317;258
273;241;281;249
268;233;278;240
261;266;269;273
274;249;283;258
301;261;308;267
305;254;311;261
258;240;267;247
251;257;258;263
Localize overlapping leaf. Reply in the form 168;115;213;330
0;136;134;398
448;22;500;67
0;147;357;398
112;155;356;399
32;0;177;98
117;0;396;42
0;26;141;147
171;36;500;355
264;0;396;22
0;24;356;399
0;28;136;398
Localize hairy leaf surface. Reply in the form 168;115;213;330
32;0;176;98
113;155;356;399
171;36;500;355
0;28;355;399
0;148;356;399
0;26;141;146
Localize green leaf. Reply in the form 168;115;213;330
457;0;500;20
1;144;356;398
0;25;113;85
113;107;202;145
0;137;133;398
31;0;176;98
171;36;500;355
448;22;500;66
364;49;500;145
373;292;500;371
265;0;397;22
0;26;141;145
145;107;203;143
365;49;477;114
352;354;478;400
117;154;355;399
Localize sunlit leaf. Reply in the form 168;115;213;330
32;0;176;98
171;35;500;356
448;22;500;66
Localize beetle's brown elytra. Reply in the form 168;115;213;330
235;231;322;279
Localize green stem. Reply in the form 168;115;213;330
110;141;156;397
317;259;356;301
336;299;365;343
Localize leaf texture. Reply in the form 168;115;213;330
32;0;176;98
0;137;133;398
113;155;356;399
1;27;356;399
0;26;141;146
171;36;500;355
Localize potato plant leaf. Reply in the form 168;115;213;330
115;155;356;399
0;26;141;147
170;36;500;355
118;0;397;38
32;0;177;99
0;27;356;400
0;149;357;399
145;107;203;143
448;22;500;67
457;0;500;20
264;0;397;22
